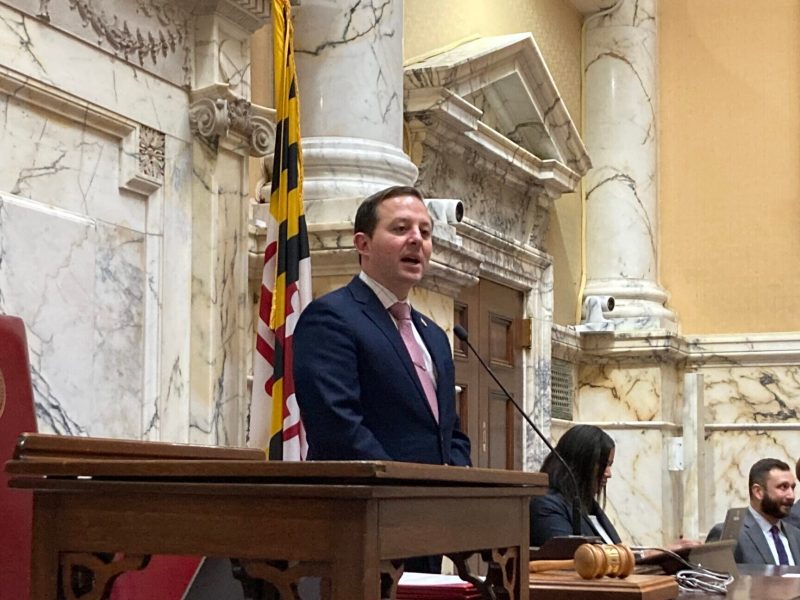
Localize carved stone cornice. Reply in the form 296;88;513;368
189;85;276;156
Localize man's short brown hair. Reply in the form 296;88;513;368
354;186;425;237
748;458;791;497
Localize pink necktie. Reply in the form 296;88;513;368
389;302;439;423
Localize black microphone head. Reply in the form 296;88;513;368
453;324;469;341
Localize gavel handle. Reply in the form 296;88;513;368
529;559;574;573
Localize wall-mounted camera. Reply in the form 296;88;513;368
424;199;464;224
576;295;615;333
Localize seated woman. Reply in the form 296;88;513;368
530;424;619;546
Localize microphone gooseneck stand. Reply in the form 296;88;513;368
453;325;583;536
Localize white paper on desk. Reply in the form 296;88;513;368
399;573;484;586
782;573;800;578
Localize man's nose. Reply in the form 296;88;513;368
407;227;423;242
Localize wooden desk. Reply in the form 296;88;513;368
6;433;546;600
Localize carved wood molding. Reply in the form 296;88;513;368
488;546;519;600
60;552;150;600
235;559;333;600
448;552;497;600
380;560;405;600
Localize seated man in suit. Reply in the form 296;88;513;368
294;187;471;573
734;458;800;565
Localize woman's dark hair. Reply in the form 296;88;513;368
540;424;615;513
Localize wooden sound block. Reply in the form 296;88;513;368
530;571;679;600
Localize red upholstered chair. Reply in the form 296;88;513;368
0;315;37;600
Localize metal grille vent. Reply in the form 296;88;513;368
550;359;573;420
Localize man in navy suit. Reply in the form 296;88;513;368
294;185;471;467
734;458;800;565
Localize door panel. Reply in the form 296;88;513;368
454;279;523;470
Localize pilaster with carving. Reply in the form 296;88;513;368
185;1;271;445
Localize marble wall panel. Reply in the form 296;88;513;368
0;94;145;230
702;365;800;424
0;192;145;438
577;363;663;422
603;428;675;546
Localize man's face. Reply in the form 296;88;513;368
754;468;796;521
354;195;433;299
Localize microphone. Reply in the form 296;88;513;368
453;324;583;536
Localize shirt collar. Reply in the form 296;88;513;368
749;505;783;534
359;271;404;310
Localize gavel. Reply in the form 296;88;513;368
529;543;635;579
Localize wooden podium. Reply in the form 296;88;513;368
6;433;547;600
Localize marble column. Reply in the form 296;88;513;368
583;0;676;331
293;0;418;227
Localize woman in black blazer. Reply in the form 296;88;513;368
529;424;620;546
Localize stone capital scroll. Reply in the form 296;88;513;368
189;86;276;157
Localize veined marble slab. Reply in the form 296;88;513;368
0;191;146;437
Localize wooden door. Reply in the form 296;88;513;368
454;280;524;470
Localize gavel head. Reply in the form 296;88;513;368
573;543;635;580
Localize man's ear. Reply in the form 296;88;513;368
353;232;369;254
752;483;765;501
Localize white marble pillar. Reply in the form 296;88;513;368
293;0;417;223
583;0;676;331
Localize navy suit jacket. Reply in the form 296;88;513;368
293;276;471;466
530;489;621;547
734;510;800;565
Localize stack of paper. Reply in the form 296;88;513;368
397;573;482;599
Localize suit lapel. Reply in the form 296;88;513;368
785;523;800;563
347;278;433;415
743;515;775;564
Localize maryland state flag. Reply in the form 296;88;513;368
249;0;311;460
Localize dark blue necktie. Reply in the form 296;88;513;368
770;525;790;565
